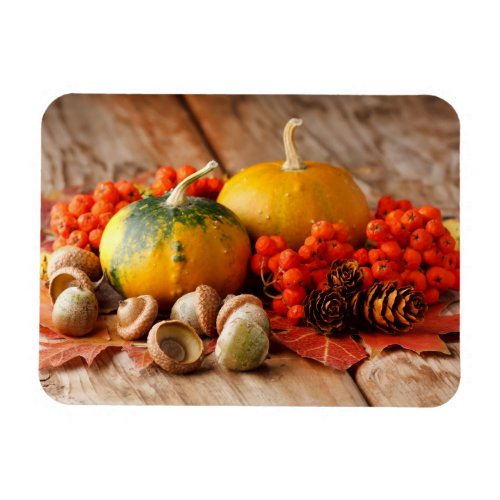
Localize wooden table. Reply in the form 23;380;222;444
41;94;460;406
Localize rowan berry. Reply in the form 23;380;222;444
442;251;459;270
250;253;269;275
176;165;197;183
89;228;103;249
272;298;289;316
67;230;89;249
311;220;335;241
437;233;456;254
423;287;440;304
451;268;460;291
155;166;177;184
402;247;422;270
380;240;402;261
255;235;278;257
376;195;398;219
372;260;396;281
115;180;141;202
114;201;129;213
152;177;174;196
331;223;349;243
418;205;442;222
270;235;288;253
366;219;390;242
325;241;343;263
310;268;329;287
55;214;79;238
98;212;114;229
50;201;69;218
425;219;446;238
68;194;94;217
52;236;67;251
361;266;374;290
426;266;454;291
353;248;369;266
77;212;99;232
385;209;404;223
298;244;313;261
368;248;386;265
282;267;305;289
340;243;355;259
404;270;427;292
401;209;424;231
282;287;307;307
268;253;281;274
410;228;434;251
91;200;115;216
94;181;120;204
279;249;301;271
287;305;305;324
396;199;413;212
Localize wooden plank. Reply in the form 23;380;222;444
185;94;460;407
40;93;368;406
41;94;218;195
184;95;459;215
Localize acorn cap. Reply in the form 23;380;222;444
48;246;102;282
117;295;158;341
195;285;221;338
147;320;204;374
49;266;94;304
216;294;263;335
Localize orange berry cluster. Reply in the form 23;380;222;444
49;165;225;253
151;165;224;199
354;195;459;304
49;180;142;252
250;221;356;323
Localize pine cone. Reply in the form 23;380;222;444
304;287;349;335
351;281;427;333
327;259;364;298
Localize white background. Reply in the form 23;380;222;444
0;1;498;499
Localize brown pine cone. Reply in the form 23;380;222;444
304;287;349;335
352;281;427;333
327;259;364;297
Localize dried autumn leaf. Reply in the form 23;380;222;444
121;344;154;369
203;338;217;356
39;341;111;369
269;314;367;371
358;301;459;357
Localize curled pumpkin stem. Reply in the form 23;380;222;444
281;118;307;171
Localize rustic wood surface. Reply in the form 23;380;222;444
40;94;460;406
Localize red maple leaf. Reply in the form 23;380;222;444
39;341;111;369
269;314;368;371
121;344;154;369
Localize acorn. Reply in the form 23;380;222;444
116;295;158;340
48;246;102;282
216;294;270;336
170;285;222;337
51;286;99;337
49;266;94;304
147;320;204;374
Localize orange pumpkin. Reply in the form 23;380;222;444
217;118;371;249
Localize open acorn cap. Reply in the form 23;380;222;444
147;320;204;374
49;266;94;304
216;294;263;335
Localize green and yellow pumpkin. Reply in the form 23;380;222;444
217;118;371;250
99;161;251;310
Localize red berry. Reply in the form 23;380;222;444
50;201;69;218
255;236;278;257
268;253;281;274
376;195;398;219
311;220;335;241
324;240;343;263
372;260;396;281
98;212;114;229
68;194;94;217
385;209;404;223
298;244;313;261
279;249;301;271
52;236;67;251
366;219;390;242
282;267;305;289
310;268;329;287
339;243;355;259
114;201;129;213
422;247;444;267
410;229;434;251
423;287;440;304
425;219;446;238
282;287;306;307
426;266;454;291
361;266;374;290
176;165;197;183
353;248;369;266
152;177;174;196
442;252;459;270
451;268;460;291
368;248;386;265
396;199;413;211
55;214;79;238
67;230;89;249
272;298;289;316
437;233;456;254
287;305;305;324
404;270;427;292
251;253;269;275
77;212;99;232
270;235;288;253
91;200;115;216
418;205;442;222
115;181;141;202
155;166;177;183
331;223;349;243
379;240;402;261
401;209;424;231
94;181;120;204
402;247;422;270
89;228;103;249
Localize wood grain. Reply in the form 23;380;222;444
185;95;459;215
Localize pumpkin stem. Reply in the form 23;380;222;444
281;118;307;171
165;160;219;207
